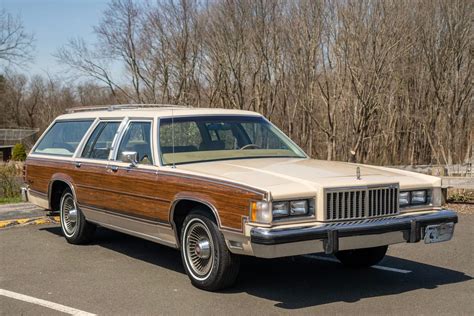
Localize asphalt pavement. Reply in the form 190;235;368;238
0;209;473;315
0;203;45;221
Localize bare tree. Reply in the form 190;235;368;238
48;0;472;166
55;38;131;102
0;9;34;66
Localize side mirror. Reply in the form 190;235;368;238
121;151;138;167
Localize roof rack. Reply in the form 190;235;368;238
66;104;192;114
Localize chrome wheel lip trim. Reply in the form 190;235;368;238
183;218;215;281
61;193;78;237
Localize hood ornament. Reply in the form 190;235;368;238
356;166;361;180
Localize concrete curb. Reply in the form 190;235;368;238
0;216;60;229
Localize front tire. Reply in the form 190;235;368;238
60;189;95;244
180;211;240;291
335;245;388;268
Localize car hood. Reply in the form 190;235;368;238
177;158;441;199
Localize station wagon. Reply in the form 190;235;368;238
22;104;458;290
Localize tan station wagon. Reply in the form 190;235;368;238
22;104;458;290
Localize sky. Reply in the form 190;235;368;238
0;0;110;76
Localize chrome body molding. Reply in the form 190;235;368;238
81;205;178;248
169;197;218;249
248;210;458;258
169;197;222;229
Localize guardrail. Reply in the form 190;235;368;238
389;163;473;177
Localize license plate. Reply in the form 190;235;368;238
424;223;455;244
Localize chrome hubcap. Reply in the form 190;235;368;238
195;239;211;259
185;220;214;277
62;194;78;236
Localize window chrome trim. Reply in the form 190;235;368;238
109;117;129;161
261;116;308;158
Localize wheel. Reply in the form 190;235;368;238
180;211;240;291
59;189;96;244
335;245;388;268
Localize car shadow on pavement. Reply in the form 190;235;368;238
42;226;472;310
232;255;473;309
41;226;185;274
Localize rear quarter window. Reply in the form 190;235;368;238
33;120;94;156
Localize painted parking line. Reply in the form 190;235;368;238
304;254;412;274
0;289;96;316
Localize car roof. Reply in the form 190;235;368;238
56;105;262;120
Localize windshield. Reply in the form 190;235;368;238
159;115;306;165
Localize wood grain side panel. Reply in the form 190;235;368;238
156;172;265;231
72;164;172;223
25;158;76;196
25;157;266;231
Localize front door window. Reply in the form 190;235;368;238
117;122;153;165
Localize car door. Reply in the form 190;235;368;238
102;119;170;224
73;118;125;213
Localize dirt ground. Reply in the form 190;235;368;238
446;202;474;215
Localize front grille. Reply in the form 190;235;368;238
325;185;399;221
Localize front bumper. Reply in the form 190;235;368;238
250;210;457;257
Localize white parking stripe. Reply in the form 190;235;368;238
0;289;96;316
368;265;412;274
304;254;412;274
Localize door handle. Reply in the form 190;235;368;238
106;165;119;172
75;162;82;168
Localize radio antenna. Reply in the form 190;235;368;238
171;108;176;169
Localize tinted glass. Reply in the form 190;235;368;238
82;122;120;159
34;120;93;156
117;122;153;164
159;116;306;165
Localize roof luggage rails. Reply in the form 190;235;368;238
66;104;192;113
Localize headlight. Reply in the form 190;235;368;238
399;191;410;206
290;200;308;215
251;199;313;223
272;199;310;219
399;189;431;207
272;201;290;218
411;190;427;204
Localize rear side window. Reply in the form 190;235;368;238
82;122;120;160
33;120;93;156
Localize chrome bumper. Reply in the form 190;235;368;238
250;210;458;255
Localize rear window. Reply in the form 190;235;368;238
33;120;94;156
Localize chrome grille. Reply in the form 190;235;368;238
325;185;399;220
